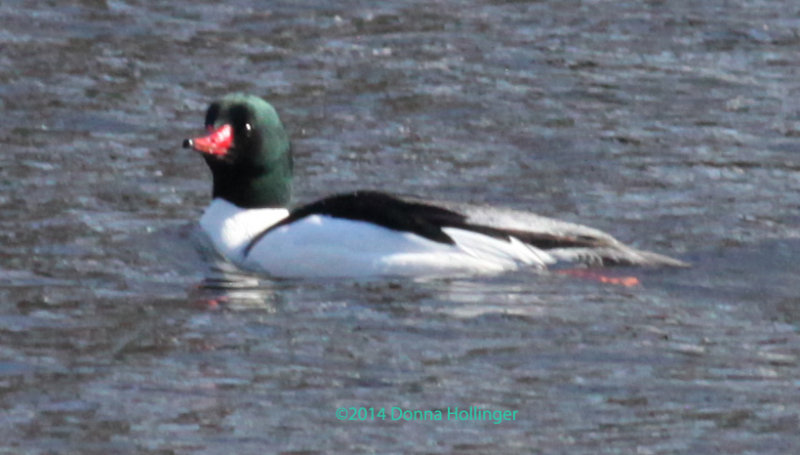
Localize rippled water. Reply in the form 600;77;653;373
2;1;799;453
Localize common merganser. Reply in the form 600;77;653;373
184;93;686;278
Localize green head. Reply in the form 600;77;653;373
184;93;293;208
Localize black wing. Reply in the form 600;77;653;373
243;191;603;256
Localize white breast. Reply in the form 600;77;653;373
199;199;289;264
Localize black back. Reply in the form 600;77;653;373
243;191;605;256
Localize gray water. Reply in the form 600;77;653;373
2;1;799;454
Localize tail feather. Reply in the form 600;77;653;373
546;245;689;268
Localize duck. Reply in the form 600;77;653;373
183;93;687;278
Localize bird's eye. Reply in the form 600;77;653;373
244;123;252;136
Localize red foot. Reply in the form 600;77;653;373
197;295;229;310
556;269;640;287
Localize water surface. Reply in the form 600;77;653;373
1;1;799;453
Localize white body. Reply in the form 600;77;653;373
199;199;555;278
